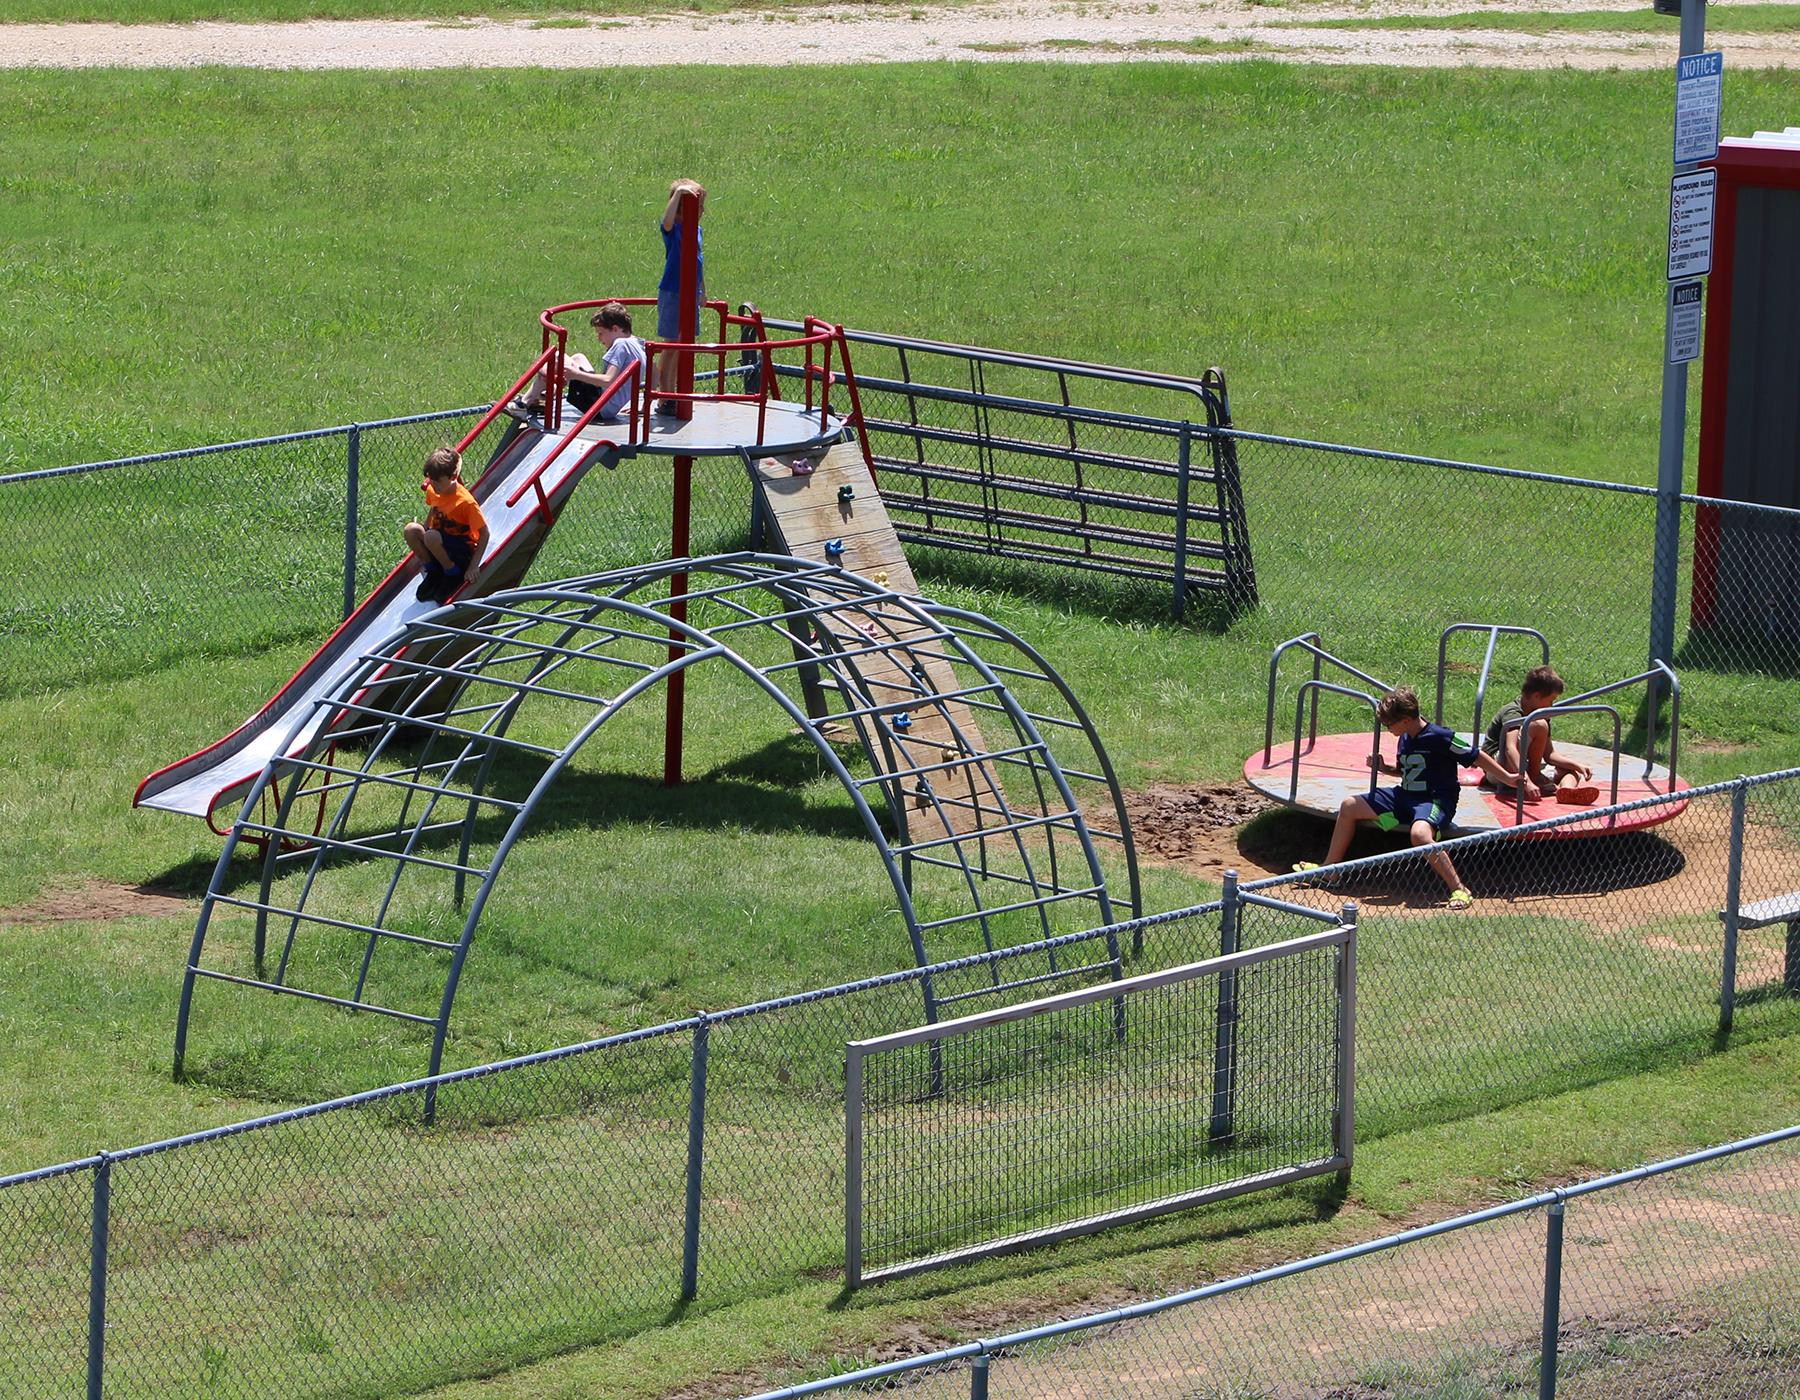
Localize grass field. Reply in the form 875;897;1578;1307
5;60;1800;1399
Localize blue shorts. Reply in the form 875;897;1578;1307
657;285;705;341
1365;786;1454;836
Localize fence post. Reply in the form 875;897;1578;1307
1720;778;1747;1033
343;424;361;621
87;1155;111;1400
680;1014;710;1302
969;1349;991;1399
1172;421;1192;620
1208;870;1240;1146
1539;1195;1565;1400
1334;902;1358;1185
845;1041;864;1290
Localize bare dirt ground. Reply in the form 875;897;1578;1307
3;0;1798;71
0;879;192;926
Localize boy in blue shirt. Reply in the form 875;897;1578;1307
1294;686;1519;909
654;177;706;411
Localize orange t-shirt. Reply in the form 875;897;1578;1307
425;480;486;549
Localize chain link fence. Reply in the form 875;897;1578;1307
5;772;1798;1396
746;1124;1800;1400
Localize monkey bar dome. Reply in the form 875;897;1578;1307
175;554;1140;1080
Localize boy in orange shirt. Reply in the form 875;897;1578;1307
404;446;489;604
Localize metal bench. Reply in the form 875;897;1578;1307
1722;891;1800;994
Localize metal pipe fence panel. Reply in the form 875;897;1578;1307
756;322;1251;614
847;928;1353;1285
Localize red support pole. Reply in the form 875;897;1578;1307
664;186;701;787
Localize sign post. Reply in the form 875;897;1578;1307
1647;11;1715;689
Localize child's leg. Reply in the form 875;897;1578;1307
410;526;455;570
1412;819;1466;894
1523;718;1552;779
1324;795;1376;865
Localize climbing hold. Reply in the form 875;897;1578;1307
825;538;845;557
791;455;816;477
893;713;913;732
838;484;855;504
873;571;889;588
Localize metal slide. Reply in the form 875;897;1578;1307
134;422;616;827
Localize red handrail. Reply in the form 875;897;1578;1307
455;345;559;455
504;356;643;523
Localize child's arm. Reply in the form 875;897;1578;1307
661;183;688;232
1365;751;1399;777
1473;750;1521;788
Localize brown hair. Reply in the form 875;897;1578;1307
1522;665;1565;698
1375;686;1422;725
590;301;633;333
423;446;461;480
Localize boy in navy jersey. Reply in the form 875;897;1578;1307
1294;686;1519;909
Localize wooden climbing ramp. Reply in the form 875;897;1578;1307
749;443;1006;838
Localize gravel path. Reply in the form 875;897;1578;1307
4;0;1798;71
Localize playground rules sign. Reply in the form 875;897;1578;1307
1668;168;1717;281
1674;51;1724;166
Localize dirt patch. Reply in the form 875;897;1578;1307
7;2;1800;74
1122;783;1275;872
0;879;193;927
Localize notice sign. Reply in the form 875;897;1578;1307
1668;168;1717;280
1668;280;1704;364
1674;51;1724;166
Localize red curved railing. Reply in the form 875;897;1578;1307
536;297;857;447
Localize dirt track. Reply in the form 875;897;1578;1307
3;0;1799;71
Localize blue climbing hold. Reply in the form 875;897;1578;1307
825;538;845;557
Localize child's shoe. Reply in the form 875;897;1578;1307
1447;888;1474;910
1557;781;1601;806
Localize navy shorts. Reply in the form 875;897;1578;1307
657;285;705;340
1365;786;1454;836
431;533;473;573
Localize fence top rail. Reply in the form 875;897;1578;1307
0;404;489;486
745;1119;1800;1399
1681;489;1800;520
849;924;1353;1056
1214;426;1665;499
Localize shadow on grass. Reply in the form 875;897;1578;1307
149;733;881;897
1236;808;1687;906
826;1173;1351;1312
910;546;1252;634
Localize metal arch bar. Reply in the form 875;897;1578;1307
422;584;946;1090
184;558;1130;1081
1433;623;1550;741
927;604;1143;924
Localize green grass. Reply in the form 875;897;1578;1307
1270;4;1800;34
5;61;1800;1400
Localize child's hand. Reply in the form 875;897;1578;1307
1366;752;1384;772
1532;779;1556;800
